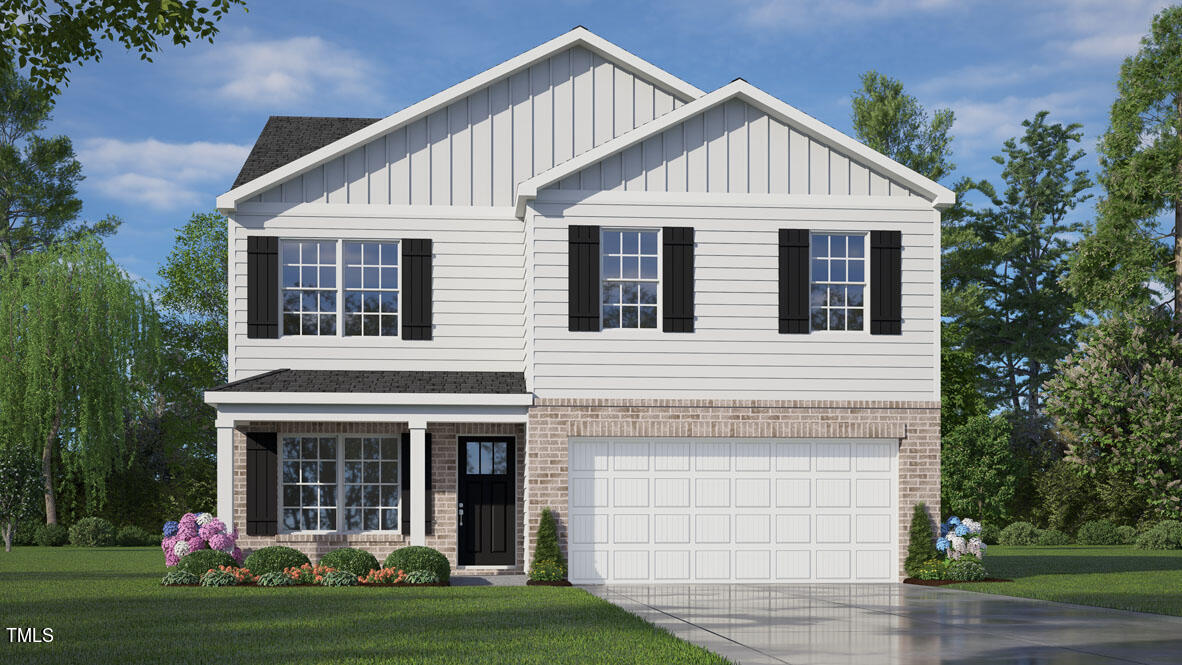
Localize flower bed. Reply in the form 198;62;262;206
903;577;1012;586
163;562;448;588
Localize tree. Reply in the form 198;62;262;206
851;70;955;182
903;502;939;577
941;415;1021;526
0;58;118;265
0;0;248;95
948;112;1090;415
0;237;158;523
1066;6;1182;325
940;321;987;435
157;211;228;385
1044;312;1182;519
0;445;41;551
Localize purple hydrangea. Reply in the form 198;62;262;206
161;535;178;554
198;519;226;540
165;550;180;567
230;547;243;565
186;536;207;552
208;533;234;553
162;521;179;537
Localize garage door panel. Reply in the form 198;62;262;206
571;477;608;508
816;442;852;472
654;441;691;471
654;550;690;580
856;441;893;471
694;442;731;471
613;478;649;507
571;440;610;471
571;513;608;544
696;514;730;543
856;478;891;507
735;442;772;471
613;441;650;471
816;478;851;507
735;550;772;579
776;442;811;471
776;550;811;579
776;514;810;543
571;550;608;582
614;514;649;543
735;514;771;543
653;477;690;507
776;478;811;507
816;550;852;579
735;478;771;507
654;514;690;543
695;550;730;579
855;514;891;544
856;550;893;580
614;551;649;580
695;478;730;507
816;514;851;543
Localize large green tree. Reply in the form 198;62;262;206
0;238;158;523
1066;6;1182;324
1;0;247;95
941;415;1021;526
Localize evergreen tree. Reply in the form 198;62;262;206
904;502;939;577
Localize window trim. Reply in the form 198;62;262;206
808;231;871;335
277;433;403;535
598;227;662;332
278;238;402;340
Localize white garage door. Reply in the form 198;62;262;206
567;438;897;583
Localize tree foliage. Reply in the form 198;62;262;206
0;445;41;551
0;0;248;95
851;70;955;183
941;415;1022;527
1045;312;1182;519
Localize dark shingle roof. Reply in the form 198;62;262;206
209;369;528;395
232;116;382;188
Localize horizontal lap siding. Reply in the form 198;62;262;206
228;213;526;380
254;46;689;208
528;198;938;400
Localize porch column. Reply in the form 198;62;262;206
409;419;427;546
216;425;235;527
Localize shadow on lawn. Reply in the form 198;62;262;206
988;551;1182;578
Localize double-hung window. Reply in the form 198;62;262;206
280;240;399;337
601;229;659;329
810;233;866;331
281;434;400;533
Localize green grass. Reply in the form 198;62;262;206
0;547;729;664
946;545;1182;616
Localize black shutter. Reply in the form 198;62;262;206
245;432;277;536
778;229;810;334
662;226;694;332
400;432;433;535
402;239;433;340
870;230;903;335
247;236;279;339
568;225;600;331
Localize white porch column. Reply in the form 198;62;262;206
409;418;427;546
216;426;235;526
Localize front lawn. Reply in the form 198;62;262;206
946;545;1182;616
0;547;728;664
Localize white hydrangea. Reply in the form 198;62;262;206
173;540;190;557
195;512;213;526
961;518;981;534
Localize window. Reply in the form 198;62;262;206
279;240;400;338
601;229;658;329
281;434;400;533
810;233;866;331
465;440;509;475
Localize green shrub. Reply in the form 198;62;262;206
319;547;378;576
243;546;310;575
69;517;115;547
161;570;199;586
404;570;439;584
948;558;987;582
1036;529;1072;546
1076;519;1121;546
528;559;567;582
35;523;68;547
256;571;296;587
1116;525;1137;545
913;558;949;580
999;521;1040;546
384;546;449;584
321;570;359;587
175;549;236;576
979;522;1000;546
200;568;238;587
529;507;568;581
115;525;156;547
904;503;940;577
1135;520;1182;550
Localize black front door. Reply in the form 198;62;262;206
458;436;515;566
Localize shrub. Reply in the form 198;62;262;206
161;570;199;586
1036;529;1072;546
12;525;37;546
284;563;337;584
528;560;567;582
1135;520;1182;550
200;568;239;587
1116;525;1137;545
175;549;236;576
913;558;950;580
948;558;987;582
243;545;310;575
322;570;359;587
936;516;986;560
999;521;1040;546
903;503;939;577
256;571;296;587
404;570;439;584
979;522;1000;545
69;517;115;547
384;546;449;584
115;525;156;547
35;523;68;547
160;512;240;567
530;508;566;577
319;547;378;576
360;568;407;585
1076;519;1122;546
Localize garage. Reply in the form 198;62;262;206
567;438;897;583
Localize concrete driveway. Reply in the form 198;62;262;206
583;584;1182;664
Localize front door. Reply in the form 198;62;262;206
458;436;515;566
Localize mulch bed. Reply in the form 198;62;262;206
526;579;573;586
162;582;450;588
903;577;1013;586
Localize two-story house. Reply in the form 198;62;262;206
206;27;950;584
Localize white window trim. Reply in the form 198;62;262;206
277;238;402;340
808;231;871;336
599;227;662;332
278;433;403;535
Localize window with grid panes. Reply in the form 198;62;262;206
281;241;338;335
280;436;338;531
343;241;399;336
342;436;400;531
810;233;866;331
601;229;659;329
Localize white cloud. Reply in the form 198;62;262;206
725;0;956;30
79;138;250;210
940;88;1097;149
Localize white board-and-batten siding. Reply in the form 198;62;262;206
252;46;688;209
526;194;940;401
545;98;915;197
227;211;525;381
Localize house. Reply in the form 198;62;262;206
206;27;950;584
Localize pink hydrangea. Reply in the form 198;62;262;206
208;533;234;552
161;535;178;554
165;551;179;567
186;536;207;552
198;519;226;540
231;547;243;565
177;513;198;539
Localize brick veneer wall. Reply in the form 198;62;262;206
232;421;525;570
524;399;940;579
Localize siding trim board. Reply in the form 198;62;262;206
662;226;694;333
246;235;279;339
778;229;809;334
567;225;601;331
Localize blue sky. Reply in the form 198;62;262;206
42;0;1170;286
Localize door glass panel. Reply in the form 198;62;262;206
493;442;508;475
480;442;493;474
466;441;480;475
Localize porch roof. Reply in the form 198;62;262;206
208;369;528;395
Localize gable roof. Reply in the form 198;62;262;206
216;27;705;212
232;116;381;188
514;79;957;215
